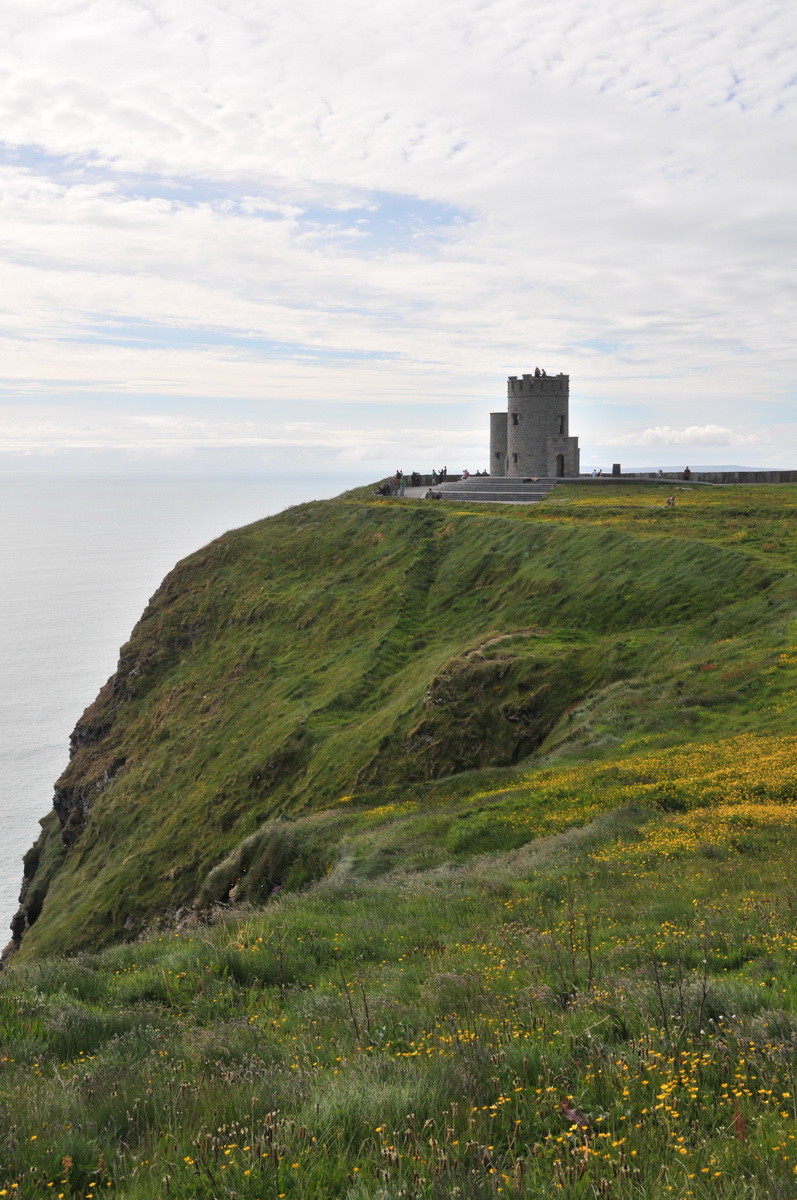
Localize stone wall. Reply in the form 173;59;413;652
545;436;580;478
489;412;508;476
623;471;797;484
506;372;572;477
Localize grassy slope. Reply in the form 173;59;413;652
1;802;796;1199
11;482;797;959
2;482;797;1199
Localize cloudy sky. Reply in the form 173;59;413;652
0;0;795;474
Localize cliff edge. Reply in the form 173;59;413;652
8;483;796;960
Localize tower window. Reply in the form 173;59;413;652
511;412;519;426
512;452;518;464
557;416;565;434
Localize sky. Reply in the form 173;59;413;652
0;0;795;475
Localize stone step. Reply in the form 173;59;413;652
428;477;559;504
440;476;556;487
434;492;550;504
438;477;557;489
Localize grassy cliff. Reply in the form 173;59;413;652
2;481;797;1199
10;482;797;959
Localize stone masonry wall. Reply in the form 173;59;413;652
545;436;580;478
506;372;571;477
490;412;508;476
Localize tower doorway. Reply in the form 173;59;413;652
555;453;565;478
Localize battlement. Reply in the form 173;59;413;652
508;372;569;394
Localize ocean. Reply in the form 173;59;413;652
0;471;368;944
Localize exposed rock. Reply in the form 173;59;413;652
54;757;126;847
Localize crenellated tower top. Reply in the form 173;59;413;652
507;371;569;394
490;368;578;478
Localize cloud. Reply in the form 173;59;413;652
2;1;795;185
0;408;486;474
605;424;759;447
0;0;795;468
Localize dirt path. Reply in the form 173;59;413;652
465;627;544;656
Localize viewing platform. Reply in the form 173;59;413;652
395;468;797;506
423;475;561;504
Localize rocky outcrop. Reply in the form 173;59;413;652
3;752;127;959
53;758;126;847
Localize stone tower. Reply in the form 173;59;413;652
489;411;508;476
490;370;579;478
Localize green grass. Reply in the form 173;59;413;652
2;809;796;1198
11;483;797;957
3;480;797;1197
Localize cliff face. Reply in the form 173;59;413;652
8;485;794;960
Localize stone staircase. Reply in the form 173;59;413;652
430;475;559;505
